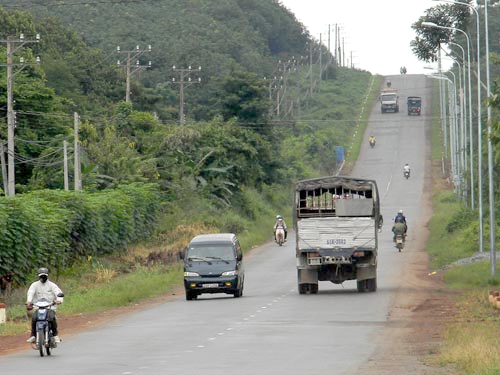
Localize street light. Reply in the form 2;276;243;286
430;0;484;254
427;72;460;191
421;20;486;253
443;51;467;201
448;41;472;207
484;0;495;275
425;66;448;155
445;69;461;194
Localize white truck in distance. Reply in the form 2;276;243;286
380;88;399;113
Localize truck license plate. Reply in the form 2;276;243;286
203;283;219;288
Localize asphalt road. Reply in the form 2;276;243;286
0;74;432;375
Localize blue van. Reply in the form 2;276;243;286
183;233;244;300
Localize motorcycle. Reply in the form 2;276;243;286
275;227;285;246
31;295;63;357
395;234;405;252
404;170;410;179
369;139;376;148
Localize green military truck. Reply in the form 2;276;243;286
407;96;422;115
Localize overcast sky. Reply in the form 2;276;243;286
279;0;451;76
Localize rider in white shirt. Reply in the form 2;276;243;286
403;163;411;175
273;215;288;241
26;267;64;343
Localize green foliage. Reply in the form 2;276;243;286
216;66;271;125
444;261;500;289
1;0;309;121
0;183;162;285
281;68;374;177
410;2;472;63
427;191;476;269
446;207;476;233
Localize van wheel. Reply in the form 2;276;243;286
186;291;197;300
234;283;243;298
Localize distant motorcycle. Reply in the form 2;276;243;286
31;295;63;357
369;139;376;148
395;234;405;252
404;170;410;179
275;227;285;246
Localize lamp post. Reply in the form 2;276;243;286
443;52;467;201
448;41;472;207
484;0;495;275
445;69;462;196
427;72;459;191
431;0;484;253
421;21;485;253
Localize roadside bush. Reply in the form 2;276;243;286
446;207;476;233
0;183;162;286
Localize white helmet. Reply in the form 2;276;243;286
398;209;403;214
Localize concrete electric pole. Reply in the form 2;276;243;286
171;66;201;125
0;33;40;196
117;44;152;102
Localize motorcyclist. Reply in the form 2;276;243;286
403;163;411;177
26;267;64;343
392;221;407;242
394;209;408;235
369;135;376;146
273;215;288;241
394;209;406;225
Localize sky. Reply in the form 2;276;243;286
279;0;451;76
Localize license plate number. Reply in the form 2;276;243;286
203;283;219;288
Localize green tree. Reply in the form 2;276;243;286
410;2;471;63
216;67;271;125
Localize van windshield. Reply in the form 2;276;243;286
187;245;235;261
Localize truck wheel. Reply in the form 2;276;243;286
310;284;318;294
298;283;307;294
357;278;377;293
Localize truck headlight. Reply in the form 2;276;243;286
184;271;200;277
222;270;237;276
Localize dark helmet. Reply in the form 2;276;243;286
37;267;49;277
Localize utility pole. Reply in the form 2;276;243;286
0;33;40;196
74;112;82;191
117;44;152;102
63;140;69;191
171;66;201;125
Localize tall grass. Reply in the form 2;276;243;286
427;192;478;269
434;290;500;375
61;265;182;314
